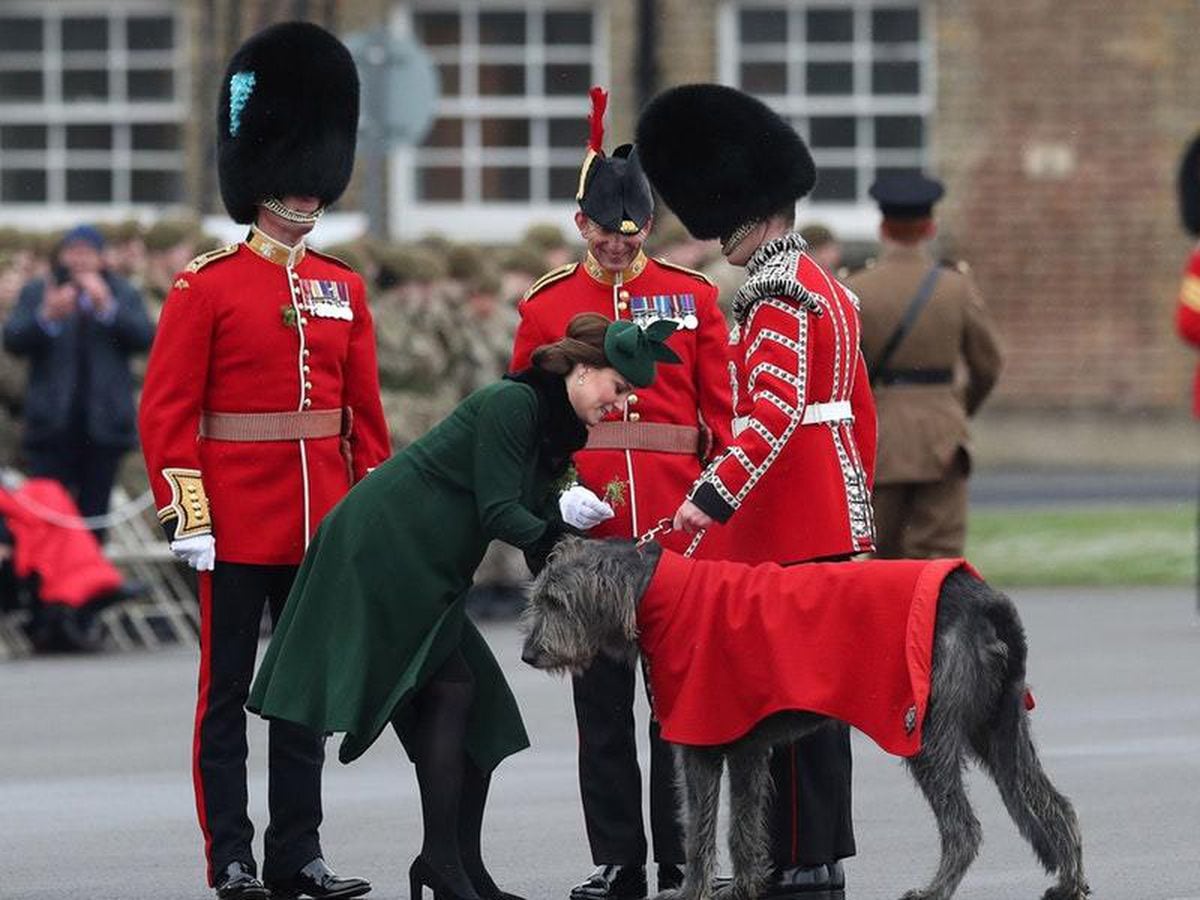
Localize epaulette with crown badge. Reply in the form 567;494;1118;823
308;246;354;271
184;243;238;273
522;262;578;301
654;258;715;286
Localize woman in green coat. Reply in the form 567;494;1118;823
248;313;679;900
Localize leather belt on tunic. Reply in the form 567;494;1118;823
199;408;346;441
875;368;953;387
585;421;700;454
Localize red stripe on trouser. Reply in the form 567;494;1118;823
790;744;799;863
192;572;215;885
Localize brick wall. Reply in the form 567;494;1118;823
936;0;1200;411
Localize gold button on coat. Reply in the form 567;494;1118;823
629;412;641;422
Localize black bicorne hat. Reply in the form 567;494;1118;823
218;21;360;224
1179;133;1200;237
868;172;945;220
577;87;654;235
635;83;816;243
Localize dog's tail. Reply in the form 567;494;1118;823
967;575;1089;896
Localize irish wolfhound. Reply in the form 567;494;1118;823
522;536;1088;900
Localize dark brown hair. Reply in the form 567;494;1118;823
531;312;610;374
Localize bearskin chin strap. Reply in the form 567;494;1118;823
731;231;823;325
260;197;325;224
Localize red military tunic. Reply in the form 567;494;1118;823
139;227;392;565
1176;244;1200;418
688;233;877;564
511;251;734;550
637;548;975;755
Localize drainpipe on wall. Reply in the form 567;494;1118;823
635;0;659;113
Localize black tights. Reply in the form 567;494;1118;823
407;650;503;900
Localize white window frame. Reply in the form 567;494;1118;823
390;0;609;241
717;0;935;240
0;0;187;227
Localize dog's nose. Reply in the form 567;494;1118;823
520;632;546;668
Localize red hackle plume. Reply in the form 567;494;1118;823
588;86;608;154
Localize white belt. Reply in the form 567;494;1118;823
733;401;853;434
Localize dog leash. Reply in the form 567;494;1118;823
636;517;705;558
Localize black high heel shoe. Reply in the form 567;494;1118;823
409;856;482;900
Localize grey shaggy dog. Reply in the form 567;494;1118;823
522;536;1088;900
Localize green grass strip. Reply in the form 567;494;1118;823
965;502;1197;587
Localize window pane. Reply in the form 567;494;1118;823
807;62;852;95
67;169;112;202
438;64;460;96
132;169;182;203
421;118;463;149
0;125;46;149
810;167;857;201
479;12;525;45
67;124;112;149
479;64;525;96
875;115;923;148
1;168;47;202
545;63;591;96
872;8;920;43
417;166;463;201
481;118;530;147
807;8;853;42
63;17;107;51
809;116;856;148
129;69;174;100
0;70;44;101
549;117;588;148
545;12;591;44
740;8;786;44
132;122;180;150
550;166;579;200
0;17;42;51
481;166;530;200
875;165;922;185
64;69;108;101
741;62;786;94
414;12;460;46
872;61;919;95
127;16;174;50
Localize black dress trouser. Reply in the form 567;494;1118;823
768;554;856;868
572;652;685;865
194;562;324;886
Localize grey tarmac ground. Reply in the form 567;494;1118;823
2;585;1199;900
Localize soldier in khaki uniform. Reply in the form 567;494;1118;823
848;173;1003;558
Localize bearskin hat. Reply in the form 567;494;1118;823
218;21;359;224
577;87;654;234
1178;132;1200;237
635;83;816;242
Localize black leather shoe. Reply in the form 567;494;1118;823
761;864;841;899
265;857;371;899
215;861;269;900
657;864;684;892
569;865;647;900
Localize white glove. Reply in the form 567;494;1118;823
559;484;615;530
170;534;216;571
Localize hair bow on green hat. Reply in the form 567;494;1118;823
604;319;683;387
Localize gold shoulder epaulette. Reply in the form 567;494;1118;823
308;246;354;270
522;262;578;301
654;258;715;286
184;243;238;273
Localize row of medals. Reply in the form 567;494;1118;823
628;294;700;330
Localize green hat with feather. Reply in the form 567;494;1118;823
604;319;682;387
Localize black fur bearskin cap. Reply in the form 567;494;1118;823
1179;132;1200;237
635;83;816;242
218;21;359;225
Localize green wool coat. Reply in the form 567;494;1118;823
248;375;578;769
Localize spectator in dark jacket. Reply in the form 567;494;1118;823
3;224;154;540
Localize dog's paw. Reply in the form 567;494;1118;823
1041;884;1091;900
